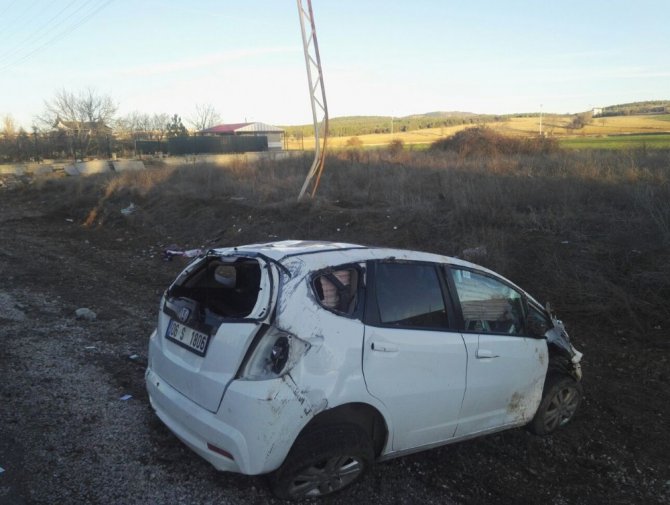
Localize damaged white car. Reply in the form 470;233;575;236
146;240;583;499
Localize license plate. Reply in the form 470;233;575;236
165;320;210;356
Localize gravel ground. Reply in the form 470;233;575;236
0;186;668;505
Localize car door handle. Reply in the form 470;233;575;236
476;349;499;359
371;342;399;353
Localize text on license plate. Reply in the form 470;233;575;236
166;320;209;355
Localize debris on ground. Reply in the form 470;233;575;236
121;203;137;216
75;307;97;321
462;245;488;261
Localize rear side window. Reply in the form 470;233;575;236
450;268;524;334
374;263;448;328
313;268;360;315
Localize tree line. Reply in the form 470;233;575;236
0;88;222;162
597;100;670;117
284;113;506;138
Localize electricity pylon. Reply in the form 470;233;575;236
296;0;328;201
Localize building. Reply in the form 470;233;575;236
53;117;112;136
199;122;284;151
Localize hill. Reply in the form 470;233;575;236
283;111;501;138
598;100;670;117
283;100;670;140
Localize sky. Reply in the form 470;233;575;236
0;0;668;130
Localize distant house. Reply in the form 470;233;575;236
592;107;603;117
53;117;112;136
51;117;113;158
199;122;284;151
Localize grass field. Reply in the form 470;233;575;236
286;114;670;150
559;133;670;150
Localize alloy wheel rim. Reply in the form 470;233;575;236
288;455;363;497
544;385;580;432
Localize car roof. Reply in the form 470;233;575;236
210;240;542;306
214;239;480;271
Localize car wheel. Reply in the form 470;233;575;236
270;424;374;500
529;374;583;435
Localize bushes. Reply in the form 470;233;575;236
430;126;559;157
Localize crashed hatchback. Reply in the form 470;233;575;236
146;240;583;499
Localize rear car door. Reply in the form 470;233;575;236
362;261;467;451
447;267;547;436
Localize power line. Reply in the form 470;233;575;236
0;0;84;64
0;0;45;38
0;0;21;21
0;0;115;72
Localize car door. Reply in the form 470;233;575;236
362;261;467;451
447;267;547;437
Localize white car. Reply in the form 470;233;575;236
146;240;583;499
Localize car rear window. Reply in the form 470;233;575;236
169;258;262;319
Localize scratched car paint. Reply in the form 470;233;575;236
146;240;583;500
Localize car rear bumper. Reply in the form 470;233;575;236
145;366;308;475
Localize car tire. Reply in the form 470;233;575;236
529;374;583;435
269;424;374;500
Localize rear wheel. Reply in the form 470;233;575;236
270;424;374;500
529;374;582;435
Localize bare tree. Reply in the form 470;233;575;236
149;113;170;141
188;103;221;133
117;111;171;142
38;88;117;159
115;111;142;140
2;114;17;139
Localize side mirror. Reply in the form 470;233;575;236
526;314;549;338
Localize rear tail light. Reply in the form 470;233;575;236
239;328;310;380
207;443;234;460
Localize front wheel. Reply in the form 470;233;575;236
529;374;583;435
269;424;374;500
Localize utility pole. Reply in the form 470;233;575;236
296;0;329;201
539;104;543;137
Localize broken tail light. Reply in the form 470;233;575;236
239;328;310;380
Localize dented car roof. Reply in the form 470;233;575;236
208;240;541;304
213;239;492;272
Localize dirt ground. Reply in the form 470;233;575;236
0;176;668;505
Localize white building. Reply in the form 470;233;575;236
199;122;285;151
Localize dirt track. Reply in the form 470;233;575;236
0;181;668;505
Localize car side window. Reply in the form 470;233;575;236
312;267;360;315
450;268;524;335
526;304;551;337
374;262;449;328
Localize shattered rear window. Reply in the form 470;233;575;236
169;258;262;319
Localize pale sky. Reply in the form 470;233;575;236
0;0;668;130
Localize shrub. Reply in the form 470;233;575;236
345;136;363;148
387;138;405;154
430;126;559;157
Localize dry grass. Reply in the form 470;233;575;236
27;140;670;338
